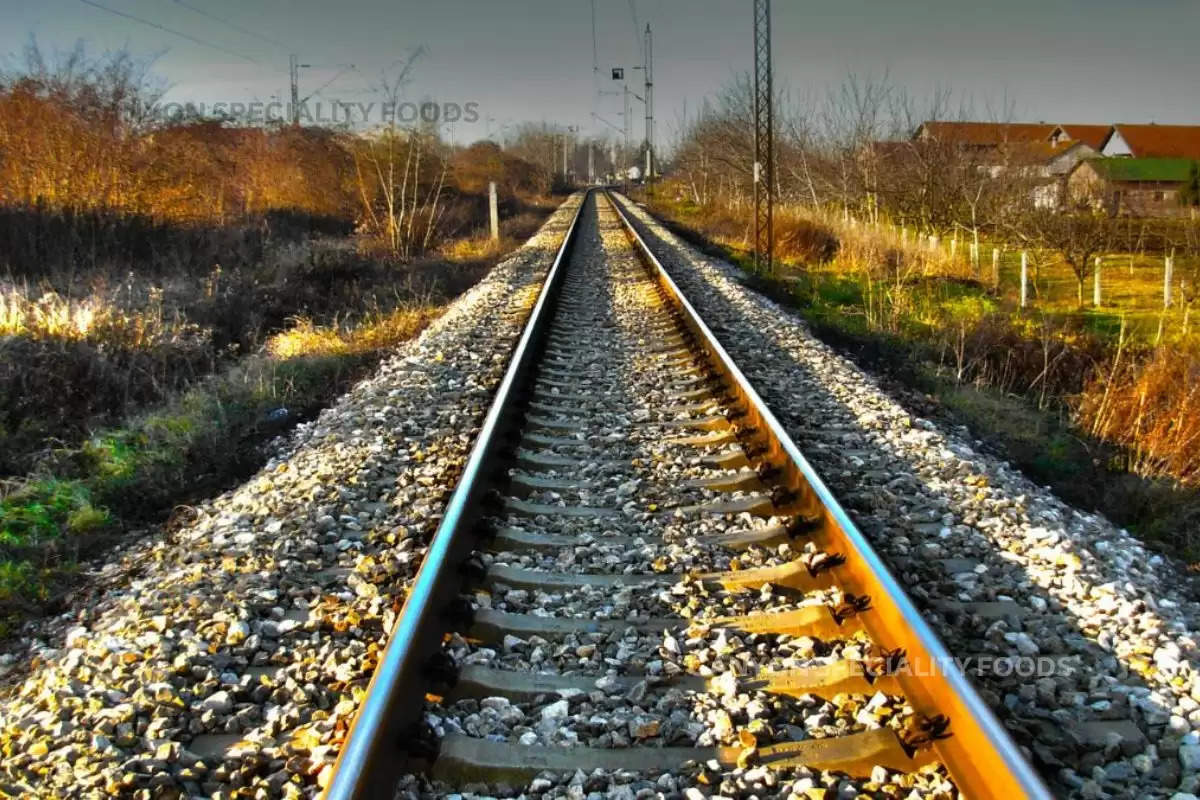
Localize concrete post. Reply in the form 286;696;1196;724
992;248;1000;287
1093;255;1102;307
1165;252;1174;308
1020;251;1029;308
488;181;499;241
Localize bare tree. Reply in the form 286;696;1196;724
350;48;453;259
1013;200;1116;307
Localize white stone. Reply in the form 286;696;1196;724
541;699;569;720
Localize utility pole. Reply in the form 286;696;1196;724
623;83;631;192
289;54;299;125
591;0;599;81
289;54;311;126
752;0;774;274
751;1;774;273
643;23;654;190
588;141;595;184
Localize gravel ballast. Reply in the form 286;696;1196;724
611;192;1199;800
2;189;1192;800
0;195;583;799
417;194;952;800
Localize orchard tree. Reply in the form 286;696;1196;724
1014;199;1116;307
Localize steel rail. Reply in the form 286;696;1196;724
322;192;588;800
605;190;1051;800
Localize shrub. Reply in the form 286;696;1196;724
1077;346;1200;487
0;479;107;551
775;214;840;264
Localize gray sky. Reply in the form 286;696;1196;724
1;0;1198;146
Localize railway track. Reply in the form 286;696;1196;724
323;191;1051;799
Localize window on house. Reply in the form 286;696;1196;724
1154;191;1165;202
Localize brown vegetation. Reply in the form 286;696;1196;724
1080;344;1200;487
0;42;564;618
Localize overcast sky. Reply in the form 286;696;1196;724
1;0;1197;146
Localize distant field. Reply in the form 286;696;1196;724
784;222;1198;346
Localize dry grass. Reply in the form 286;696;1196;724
266;306;441;360
0;286;202;348
440;235;511;262
1079;345;1200;487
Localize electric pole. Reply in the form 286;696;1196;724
623;83;631;191
752;0;774;274
644;23;654;190
290;54;299;125
289;54;311;126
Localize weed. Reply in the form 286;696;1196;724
0;480;104;549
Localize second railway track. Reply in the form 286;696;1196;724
324;191;1051;799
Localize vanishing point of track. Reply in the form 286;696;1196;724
323;191;1052;799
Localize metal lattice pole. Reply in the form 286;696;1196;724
644;23;654;191
752;0;774;274
623;83;631;192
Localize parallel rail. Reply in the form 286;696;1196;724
322;190;1050;800
606;191;1049;799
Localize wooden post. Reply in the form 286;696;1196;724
1165;251;1174;308
950;238;957;261
929;234;938;251
992;248;1000;287
1093;255;1102;307
488;181;499;241
901;226;907;246
1020;251;1029;308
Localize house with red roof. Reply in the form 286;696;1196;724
1099;124;1200;159
898;121;1200;216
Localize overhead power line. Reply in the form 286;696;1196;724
170;0;291;50
77;0;259;63
301;64;357;103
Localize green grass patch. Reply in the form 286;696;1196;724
0;480;107;550
936;385;1087;483
0;347;394;628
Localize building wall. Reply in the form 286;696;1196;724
1047;144;1096;175
1066;162;1104;204
1101;129;1133;157
1065;166;1184;217
1033;182;1060;209
1113;182;1183;217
